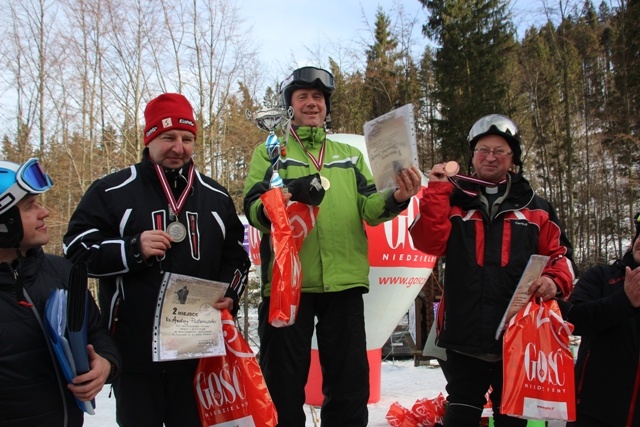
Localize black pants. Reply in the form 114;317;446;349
259;288;369;427
112;363;201;427
442;349;528;427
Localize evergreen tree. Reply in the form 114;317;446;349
420;0;518;167
607;0;640;232
363;8;403;120
416;46;438;172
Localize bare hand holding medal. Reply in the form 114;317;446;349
430;160;507;197
139;229;174;260
430;161;460;181
167;205;187;243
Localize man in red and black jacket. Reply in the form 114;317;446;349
410;114;576;427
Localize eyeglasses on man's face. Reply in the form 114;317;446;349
474;147;513;160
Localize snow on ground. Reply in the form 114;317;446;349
83;358;448;427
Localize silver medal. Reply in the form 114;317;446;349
167;221;187;243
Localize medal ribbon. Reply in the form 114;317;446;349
448;174;507;197
291;128;325;171
154;163;195;218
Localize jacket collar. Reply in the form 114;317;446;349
291;126;326;148
0;247;44;289
452;172;533;211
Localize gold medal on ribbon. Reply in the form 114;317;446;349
320;176;331;190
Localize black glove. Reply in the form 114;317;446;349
284;173;325;206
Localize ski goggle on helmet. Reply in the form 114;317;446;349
468;114;522;167
0;158;53;216
280;66;335;114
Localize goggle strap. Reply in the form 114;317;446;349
0;182;29;215
281;67;334;93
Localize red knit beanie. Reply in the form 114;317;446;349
143;93;197;145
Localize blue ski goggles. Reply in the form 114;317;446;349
0;158;53;215
468;114;519;142
280;66;335;93
17;158;53;194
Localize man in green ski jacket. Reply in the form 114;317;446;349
243;65;421;426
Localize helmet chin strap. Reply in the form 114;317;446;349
0;206;24;249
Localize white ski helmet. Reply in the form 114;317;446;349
468;114;522;169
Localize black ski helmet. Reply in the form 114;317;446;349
0;158;53;248
279;66;335;115
468;114;522;169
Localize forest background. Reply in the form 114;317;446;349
0;0;638;276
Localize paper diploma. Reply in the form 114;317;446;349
152;273;229;361
495;254;550;340
363;103;419;192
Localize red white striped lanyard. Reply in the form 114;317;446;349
448;174;507;197
291;128;325;171
154;163;195;217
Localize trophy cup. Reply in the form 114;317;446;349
246;107;292;189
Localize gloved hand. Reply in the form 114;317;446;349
284;173;325;206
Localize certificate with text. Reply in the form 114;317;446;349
363;103;419;192
495;254;550;340
152;273;229;361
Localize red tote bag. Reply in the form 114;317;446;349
501;298;576;421
194;310;277;426
260;188;318;327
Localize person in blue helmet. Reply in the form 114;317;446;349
410;114;576;426
0;158;120;427
243;66;422;426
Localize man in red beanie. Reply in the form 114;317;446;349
63;93;250;427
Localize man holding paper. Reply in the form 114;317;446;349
243;65;421;426
0;158;120;426
64;93;250;427
409;114;575;427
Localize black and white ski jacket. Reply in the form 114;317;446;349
64;154;249;373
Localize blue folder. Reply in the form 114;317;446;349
67;262;91;375
44;262;95;415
